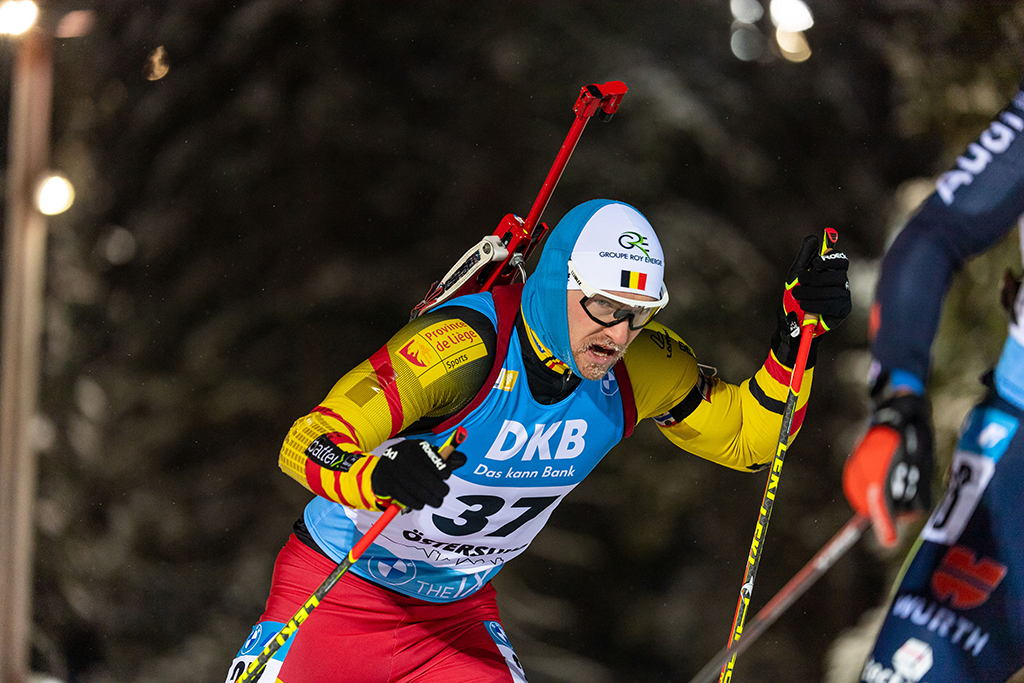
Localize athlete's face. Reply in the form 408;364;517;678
566;290;651;380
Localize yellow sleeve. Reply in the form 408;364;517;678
623;323;701;420
661;350;813;471
625;323;813;472
277;306;495;509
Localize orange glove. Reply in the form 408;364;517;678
843;393;934;547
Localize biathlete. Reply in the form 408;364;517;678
226;198;851;682
844;78;1024;682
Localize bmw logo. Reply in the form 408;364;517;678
600;371;619;396
242;624;263;654
486;621;510;647
367;557;417;586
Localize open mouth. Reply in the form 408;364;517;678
582;340;623;364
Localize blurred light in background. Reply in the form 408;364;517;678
776;28;812;62
146;45;169;80
730;0;765;61
731;23;764;62
34;173;74;215
769;0;813;62
0;0;37;35
28;675;64;683
54;9;94;38
102;226;137;265
731;0;764;24
769;0;813;32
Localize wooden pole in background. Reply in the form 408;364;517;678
0;27;53;683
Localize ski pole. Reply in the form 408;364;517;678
236;426;468;683
688;514;869;683
717;228;839;683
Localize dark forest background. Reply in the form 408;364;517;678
2;1;1023;681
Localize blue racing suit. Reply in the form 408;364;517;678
860;78;1024;683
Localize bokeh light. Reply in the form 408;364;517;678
35;173;75;215
54;9;95;38
102;227;138;265
146;45;169;80
731;0;764;24
0;0;37;35
776;28;812;62
731;23;765;61
770;0;814;32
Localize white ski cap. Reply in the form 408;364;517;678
567;202;665;298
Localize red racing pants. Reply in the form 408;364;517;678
225;534;528;683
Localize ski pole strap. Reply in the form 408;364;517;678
689;515;869;683
236;427;467;682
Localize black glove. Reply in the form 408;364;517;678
842;393;934;547
371;439;468;510
772;233;851;366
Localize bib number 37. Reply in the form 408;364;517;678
433;495;559;537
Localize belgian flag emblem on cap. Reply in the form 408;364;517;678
620;270;647;290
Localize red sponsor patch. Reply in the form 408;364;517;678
398;338;429;368
931;545;1007;610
